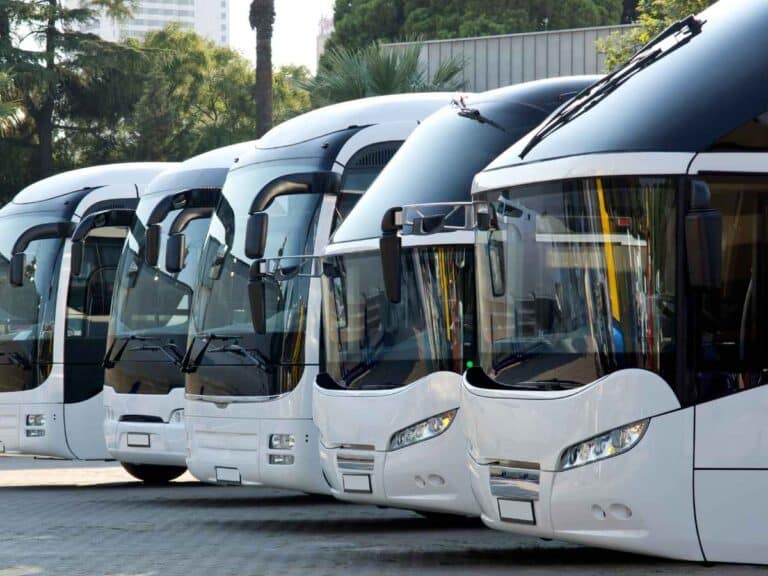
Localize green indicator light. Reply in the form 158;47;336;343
466;360;474;369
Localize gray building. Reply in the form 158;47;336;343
385;24;634;91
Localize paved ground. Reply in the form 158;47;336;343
0;456;766;576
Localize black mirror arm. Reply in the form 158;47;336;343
380;207;403;304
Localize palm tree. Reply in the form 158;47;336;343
250;0;275;137
306;42;465;107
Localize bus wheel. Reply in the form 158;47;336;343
121;463;186;484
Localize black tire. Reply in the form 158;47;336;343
121;463;186;484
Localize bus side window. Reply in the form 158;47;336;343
694;179;768;402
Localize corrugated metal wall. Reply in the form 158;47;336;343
384;25;634;91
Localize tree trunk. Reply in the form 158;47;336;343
37;0;57;178
255;27;273;137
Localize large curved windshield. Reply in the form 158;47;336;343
323;246;475;390
475;177;677;389
0;213;64;393
186;159;326;398
108;198;210;373
332;102;549;243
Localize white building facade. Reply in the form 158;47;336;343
74;0;230;47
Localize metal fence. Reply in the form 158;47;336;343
384;25;635;91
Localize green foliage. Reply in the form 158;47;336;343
325;0;624;53
306;42;464;107
597;0;716;69
0;70;20;136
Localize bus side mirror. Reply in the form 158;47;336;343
145;224;161;266
166;233;186;274
686;180;722;290
71;242;84;277
10;253;25;287
245;212;268;260
248;263;266;334
380;207;402;304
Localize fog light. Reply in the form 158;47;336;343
269;454;295;465
169;409;184;424
26;414;45;426
269;433;295;450
26;429;45;437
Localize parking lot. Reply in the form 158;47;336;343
0;456;765;576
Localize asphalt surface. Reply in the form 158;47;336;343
0;455;766;576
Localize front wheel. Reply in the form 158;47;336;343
121;463;186;484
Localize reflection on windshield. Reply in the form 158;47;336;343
187;159;326;398
0;214;63;393
476;177;677;388
323;246;475;390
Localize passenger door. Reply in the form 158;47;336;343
690;165;768;564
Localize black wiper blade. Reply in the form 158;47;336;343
104;334;184;369
181;333;239;374
126;342;184;368
519;14;704;158
207;342;273;373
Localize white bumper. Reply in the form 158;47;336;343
314;372;479;516
103;387;186;467
462;369;704;561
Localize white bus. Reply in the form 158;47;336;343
462;0;768;563
0;163;171;459
184;95;449;491
313;78;597;517
101;143;256;483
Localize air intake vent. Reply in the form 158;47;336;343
347;142;402;170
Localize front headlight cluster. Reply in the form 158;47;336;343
388;409;458;451
169;409;184;424
558;419;649;471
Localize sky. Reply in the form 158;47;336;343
229;0;336;74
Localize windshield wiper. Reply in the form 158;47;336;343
0;351;31;370
104;335;182;369
126;342;184;368
206;342;273;373
519;14;704;158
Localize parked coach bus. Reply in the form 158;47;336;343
313;77;597;517
462;0;768;564
184;94;448;492
101;143;256;483
0;163;171;459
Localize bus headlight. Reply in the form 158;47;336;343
558;419;650;471
269;434;295;450
389;409;458;451
169;409;184;424
26;414;45;426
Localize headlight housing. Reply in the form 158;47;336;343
388;409;458;451
169;409;184;424
558;419;649;471
269;433;295;450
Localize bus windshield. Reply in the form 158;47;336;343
475;177;678;389
322;245;475;390
0;213;64;392
186;158;327;398
109;199;211;365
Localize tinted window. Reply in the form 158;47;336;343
694;177;768;402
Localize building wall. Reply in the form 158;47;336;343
384;25;634;91
68;0;230;47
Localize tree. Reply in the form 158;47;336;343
272;65;312;124
250;0;275;137
597;0;716;69
306;42;464;107
0;70;20;136
0;0;136;178
324;0;624;54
